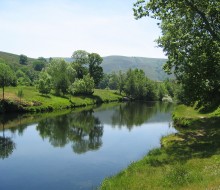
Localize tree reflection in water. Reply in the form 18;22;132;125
36;110;103;154
0;123;16;160
111;102;174;130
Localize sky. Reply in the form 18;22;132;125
0;0;165;58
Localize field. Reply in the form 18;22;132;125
0;86;123;112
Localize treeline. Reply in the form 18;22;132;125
99;69;176;101
0;50;177;102
37;50;103;96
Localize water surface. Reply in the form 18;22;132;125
0;102;176;190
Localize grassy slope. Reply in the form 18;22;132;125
1;86;122;112
0;51;35;69
100;105;220;190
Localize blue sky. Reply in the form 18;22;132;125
0;0;165;58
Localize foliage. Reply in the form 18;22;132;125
46;59;76;95
32;59;46;71
17;88;24;103
71;50;89;79
0;62;15;100
88;53;104;87
19;54;28;65
133;0;220;107
99;69;172;101
70;74;95;95
37;72;52;95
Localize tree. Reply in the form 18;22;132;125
33;60;46;71
16;69;31;86
88;53;104;87
134;0;220;107
46;59;76;95
117;71;126;94
108;72;119;90
72;50;89;79
70;74;95;95
98;73;110;89
19;54;28;65
0;63;14;100
37;72;52;95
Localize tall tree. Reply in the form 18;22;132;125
88;53;104;87
0;63;14;100
72;50;89;79
46;59;76;95
134;0;220;107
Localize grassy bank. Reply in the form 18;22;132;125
0;86;123;113
100;105;220;190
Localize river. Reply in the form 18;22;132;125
0;102;176;190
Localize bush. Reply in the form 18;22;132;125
70;74;94;95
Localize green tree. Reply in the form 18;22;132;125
46;59;76;95
16;69;31;86
33;60;46;71
134;0;220;107
0;63;14;100
108;72;119;90
72;50;89;79
98;73;110;89
117;71;125;94
70;74;94;95
19;54;28;65
88;53;104;87
37;72;52;95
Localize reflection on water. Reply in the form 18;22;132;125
111;102;173;129
0;102;175;190
0;125;16;159
36;110;103;154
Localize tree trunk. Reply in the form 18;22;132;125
2;86;4;100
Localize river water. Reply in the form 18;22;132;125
0;102;176;190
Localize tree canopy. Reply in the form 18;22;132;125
0;63;15;100
19;54;28;65
134;0;220;107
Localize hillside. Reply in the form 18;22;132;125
0;51;172;81
102;56;171;81
0;51;35;70
64;56;171;81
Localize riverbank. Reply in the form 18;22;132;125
100;105;220;190
0;86;123;113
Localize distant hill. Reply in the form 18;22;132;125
0;51;36;71
0;51;172;81
101;56;171;81
64;56;172;81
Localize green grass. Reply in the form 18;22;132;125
100;105;220;190
0;86;123;112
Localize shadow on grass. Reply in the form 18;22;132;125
75;94;103;103
39;94;51;99
153;117;220;165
